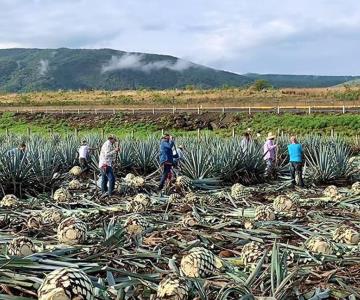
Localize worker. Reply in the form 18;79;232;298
78;140;96;173
159;133;175;190
288;136;305;187
240;132;252;150
263;132;277;176
173;144;185;169
7;143;26;159
99;135;120;197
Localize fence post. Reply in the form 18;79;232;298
232;128;235;138
78;109;80;114
197;128;201;139
95;109;97;114
161;129;164;136
342;105;345;114
131;129;135;139
152;107;155;115
113;108;116;114
172;106;175;114
331;128;334;137
74;128;78;137
222;107;225;113
277;106;280;114
308;106;311;114
197;106;200;115
132;109;135;115
5;128;9;136
248;107;251;115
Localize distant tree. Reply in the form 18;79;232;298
252;79;272;91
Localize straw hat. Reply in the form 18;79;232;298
267;132;276;139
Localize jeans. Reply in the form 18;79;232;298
290;162;304;187
101;166;115;196
159;163;172;189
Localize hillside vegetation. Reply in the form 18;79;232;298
0;48;251;92
0;48;359;92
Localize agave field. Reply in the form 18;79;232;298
0;133;359;300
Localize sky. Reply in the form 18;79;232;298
0;0;360;75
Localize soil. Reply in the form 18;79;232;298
15;112;243;131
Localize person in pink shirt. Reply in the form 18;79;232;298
263;132;277;176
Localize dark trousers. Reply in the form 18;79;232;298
79;158;90;173
290;162;304;187
101;166;115;196
159;163;172;189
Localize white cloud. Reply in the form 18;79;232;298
101;54;193;73
39;59;49;76
0;0;360;74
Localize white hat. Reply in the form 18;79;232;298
267;132;276;139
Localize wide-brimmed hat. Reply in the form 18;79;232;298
267;132;276;139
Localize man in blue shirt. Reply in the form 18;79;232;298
287;136;305;187
159;133;175;190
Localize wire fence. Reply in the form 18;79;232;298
0;105;360;114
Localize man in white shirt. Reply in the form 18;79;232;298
78;140;91;173
99;135;120;196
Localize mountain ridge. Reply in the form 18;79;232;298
0;48;358;92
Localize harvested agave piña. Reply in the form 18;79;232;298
38;267;95;300
124;214;149;235
57;217;87;245
126;193;151;212
240;242;265;267
180;247;223;278
68;179;81;190
333;225;359;245
273;195;298;216
0;194;19;208
323;185;342;200
305;235;334;255
351;182;360;194
41;208;64;224
27;215;42;229
156;274;189;300
69;166;82;177
255;205;276;221
231;183;250;200
53;188;72;203
7;236;36;256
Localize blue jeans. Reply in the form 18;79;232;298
159;164;172;189
101;166;115;196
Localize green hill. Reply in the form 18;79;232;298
0;48;359;92
244;73;359;88
0;48;251;92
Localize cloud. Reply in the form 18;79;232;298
101;54;193;73
38;59;49;76
0;0;360;75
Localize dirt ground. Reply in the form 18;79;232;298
15;112;240;131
